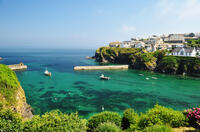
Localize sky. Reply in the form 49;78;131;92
0;0;200;49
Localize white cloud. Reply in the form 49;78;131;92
158;0;177;16
157;0;200;21
178;0;200;20
121;25;136;34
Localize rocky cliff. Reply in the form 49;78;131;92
0;64;33;119
95;47;200;76
95;47;157;71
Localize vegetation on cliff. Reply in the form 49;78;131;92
0;64;20;107
95;47;200;76
95;47;157;70
0;64;32;119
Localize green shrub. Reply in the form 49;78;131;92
0;109;23;132
142;125;173;132
23;110;87;132
138;105;188;130
122;108;139;130
87;111;122;131
95;122;122;132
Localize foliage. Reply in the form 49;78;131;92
186;108;200;123
142;125;173;132
186;39;200;47
138;105;188;130
0;109;23;132
87;111;121;131
94;122;122;132
153;50;168;63
23;110;87;132
157;56;178;74
122;108;139;130
186;107;200;128
0;64;20;106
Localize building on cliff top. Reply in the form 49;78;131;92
109;41;121;47
172;47;197;57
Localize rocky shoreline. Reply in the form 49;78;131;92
94;47;200;76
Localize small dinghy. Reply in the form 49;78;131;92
44;68;51;76
100;74;110;80
152;77;158;80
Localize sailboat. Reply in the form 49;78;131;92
44;67;51;76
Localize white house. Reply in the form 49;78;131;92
121;41;131;48
134;41;145;48
109;42;121;47
172;47;197;57
164;34;185;43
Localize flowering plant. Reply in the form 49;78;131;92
186;107;200;123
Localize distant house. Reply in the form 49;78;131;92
121;41;131;48
164;34;185;43
109;42;121;47
134;41;145;48
172;47;197;57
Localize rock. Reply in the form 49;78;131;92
14;86;33;119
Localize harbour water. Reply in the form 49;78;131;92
0;49;200;118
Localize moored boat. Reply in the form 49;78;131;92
44;68;51;76
100;74;110;80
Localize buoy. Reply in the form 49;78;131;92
102;106;104;111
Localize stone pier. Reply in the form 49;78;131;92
74;65;129;70
8;63;27;71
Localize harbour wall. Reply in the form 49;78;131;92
8;63;27;71
74;65;129;70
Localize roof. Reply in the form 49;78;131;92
184;47;195;53
172;47;195;53
109;41;121;45
123;41;131;43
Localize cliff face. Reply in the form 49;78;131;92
95;47;157;71
14;86;33;119
0;64;33;119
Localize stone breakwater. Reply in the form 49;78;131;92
8;63;27;71
74;65;129;70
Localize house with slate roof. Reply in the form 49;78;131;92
172;47;197;57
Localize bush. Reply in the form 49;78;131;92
122;108;139;130
0;109;23;132
138;105;188;130
23;110;87;132
95;122;121;132
142;125;173;132
186;107;200;128
87;111;122;131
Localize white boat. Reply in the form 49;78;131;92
44;68;51;76
152;77;158;79
100;74;110;80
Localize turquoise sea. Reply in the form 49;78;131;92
0;49;200;118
